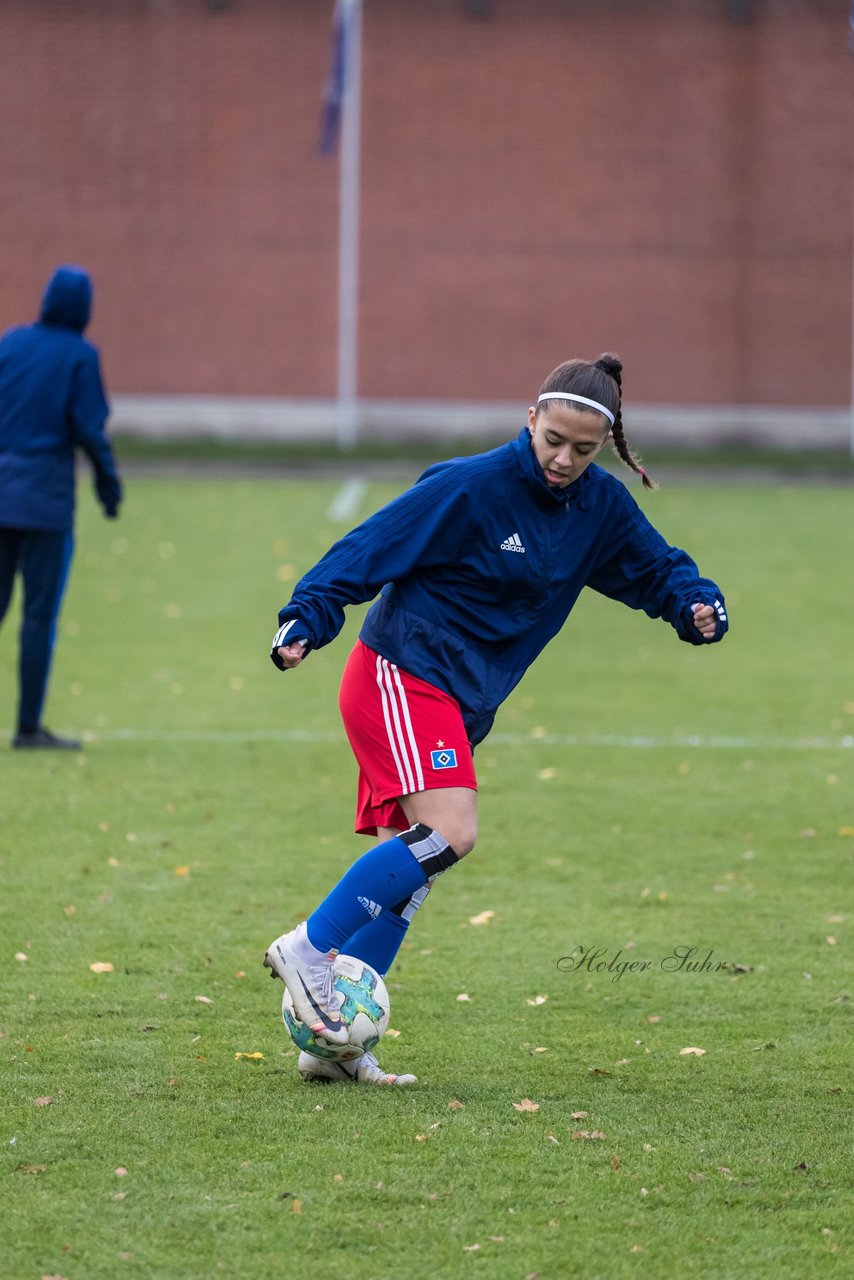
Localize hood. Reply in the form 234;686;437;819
39;264;93;333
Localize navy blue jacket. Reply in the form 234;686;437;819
0;265;122;531
274;430;728;745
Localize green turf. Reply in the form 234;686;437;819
1;474;852;1279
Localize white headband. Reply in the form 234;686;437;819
537;392;615;427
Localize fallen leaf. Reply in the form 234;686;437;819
15;952;28;962
89;962;114;974
468;910;495;926
292;1199;302;1214
826;936;837;946
415;1134;427;1142
570;1111;588;1119
63;906;76;917
385;1027;401;1037
513;1099;540;1112
463;1244;480;1252
680;1047;706;1056
615;1058;631;1066
545;1134;559;1144
838;827;854;837
17;1164;47;1174
113;1192;127;1201
114;1167;128;1177
646;1015;661;1023
34;1096;52;1107
447;1099;465;1110
526;995;548;1006
234;1052;264;1060
571;1130;606;1140
194;995;213;1004
173;866;190;877
589;1067;612;1076
456;993;471;1002
611;1154;621;1170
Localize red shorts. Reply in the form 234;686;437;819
338;640;477;836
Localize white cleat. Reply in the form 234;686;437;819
263;923;348;1046
298;1050;417;1086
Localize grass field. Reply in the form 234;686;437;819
2;467;852;1280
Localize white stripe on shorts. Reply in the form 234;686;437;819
375;654;425;795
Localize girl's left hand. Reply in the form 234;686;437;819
691;603;718;640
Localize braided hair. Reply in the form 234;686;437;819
536;353;656;490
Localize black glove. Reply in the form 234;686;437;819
95;472;122;518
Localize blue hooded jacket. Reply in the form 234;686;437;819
0;265;122;531
274;430;728;745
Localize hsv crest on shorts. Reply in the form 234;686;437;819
430;748;458;770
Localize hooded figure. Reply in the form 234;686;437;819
0;264;122;748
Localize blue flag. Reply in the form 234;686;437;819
319;0;348;155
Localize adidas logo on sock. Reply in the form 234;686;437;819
500;532;526;553
357;896;382;920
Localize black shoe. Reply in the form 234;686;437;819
12;727;82;751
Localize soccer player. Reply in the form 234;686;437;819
0;265;122;749
265;354;728;1085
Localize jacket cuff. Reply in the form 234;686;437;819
676;596;728;644
270;618;312;668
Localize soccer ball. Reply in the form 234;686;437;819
281;953;390;1062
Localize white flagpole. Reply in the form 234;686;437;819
336;0;362;450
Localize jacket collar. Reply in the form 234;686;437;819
511;427;591;509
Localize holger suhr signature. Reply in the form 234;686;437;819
557;944;733;983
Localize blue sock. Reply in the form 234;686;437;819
345;884;432;976
345;910;410;977
306;825;456;956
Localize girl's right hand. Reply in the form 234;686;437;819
277;641;307;668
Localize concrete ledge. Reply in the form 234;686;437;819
110;395;854;450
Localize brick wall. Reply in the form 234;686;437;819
1;0;851;406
